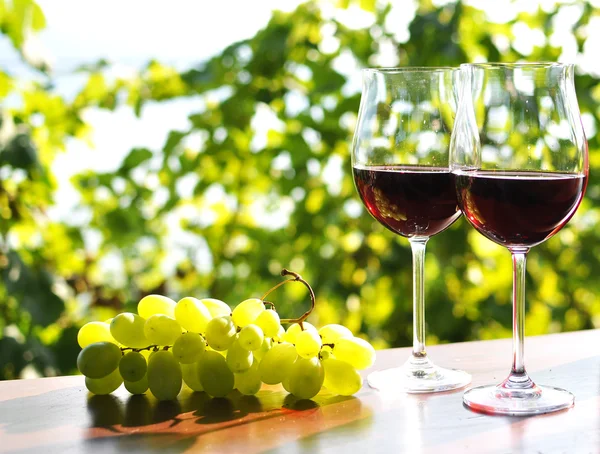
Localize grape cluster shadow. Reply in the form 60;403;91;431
0;383;359;453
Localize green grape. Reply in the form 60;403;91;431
181;362;204;392
232;298;265;328
288;357;324;400
226;339;253;373
255;309;281;338
295;329;322;359
175;297;212;333
147;350;182;401
319;346;332;361
259;343;297;385
78;322;115;348
85;368;123;395
235;358;262;395
110;313;148;348
322;358;362;396
318;324;353;345
77;342;122;379
125;375;149;395
144;315;182;346
283;322;317;344
205;316;236;351
172;332;206;364
197;350;235;397
138;294;176;319
209;347;228;358
282;374;292;394
119;351;147;382
333;337;376;370
253;337;272;361
273;325;286;343
200;298;231;318
238;324;264;351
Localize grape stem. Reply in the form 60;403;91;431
119;337;208;354
121;345;164;352
263;301;276;310
120;345;166;353
261;269;316;330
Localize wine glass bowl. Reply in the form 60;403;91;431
451;62;588;415
353;166;461;238
352;67;471;393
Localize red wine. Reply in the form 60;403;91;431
353;165;461;238
455;170;587;248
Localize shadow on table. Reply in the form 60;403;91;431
84;387;350;429
0;382;362;453
84;389;361;453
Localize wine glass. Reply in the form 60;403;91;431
451;62;588;415
352;67;472;393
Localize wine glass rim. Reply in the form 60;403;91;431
363;66;457;74
461;62;571;69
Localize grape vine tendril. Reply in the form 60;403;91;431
260;269;316;329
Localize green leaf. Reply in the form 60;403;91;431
163;130;187;157
359;0;376;12
1;252;65;327
30;2;45;31
0;133;39;171
0;337;26;379
119;147;152;173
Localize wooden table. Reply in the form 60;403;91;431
0;329;598;454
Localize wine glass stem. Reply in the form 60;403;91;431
410;238;428;359
511;249;528;375
501;248;536;392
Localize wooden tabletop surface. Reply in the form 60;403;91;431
0;329;598;454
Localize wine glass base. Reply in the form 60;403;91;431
367;358;471;394
463;384;574;416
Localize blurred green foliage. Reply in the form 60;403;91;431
0;0;598;379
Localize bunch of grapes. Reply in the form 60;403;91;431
77;277;376;401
